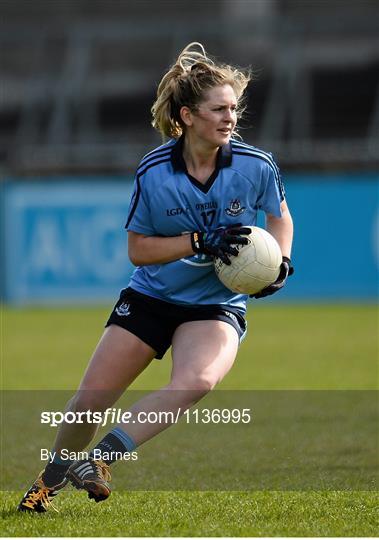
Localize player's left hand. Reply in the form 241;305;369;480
251;256;294;299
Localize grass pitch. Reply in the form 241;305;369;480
1;303;378;536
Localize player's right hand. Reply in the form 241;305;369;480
251;256;294;298
191;225;251;265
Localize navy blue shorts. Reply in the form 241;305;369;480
106;287;247;359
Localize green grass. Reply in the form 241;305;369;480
2;491;378;537
3;304;377;390
1;303;378;536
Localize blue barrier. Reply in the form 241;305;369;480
2;180;134;304
1;174;378;304
282;173;378;300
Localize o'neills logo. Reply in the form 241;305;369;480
225;199;246;216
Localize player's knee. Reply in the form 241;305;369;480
169;374;217;397
193;375;217;394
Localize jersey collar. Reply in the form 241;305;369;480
171;136;233;173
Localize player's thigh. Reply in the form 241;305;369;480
170;320;239;390
77;324;155;401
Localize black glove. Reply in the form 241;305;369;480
251;256;294;299
191;225;251;265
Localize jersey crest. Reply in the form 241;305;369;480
115;302;131;317
225;198;246;217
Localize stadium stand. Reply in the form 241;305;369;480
1;0;378;174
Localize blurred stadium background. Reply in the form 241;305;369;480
1;0;378;304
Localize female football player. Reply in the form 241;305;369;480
19;42;293;512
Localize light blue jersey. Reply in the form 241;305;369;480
125;137;285;312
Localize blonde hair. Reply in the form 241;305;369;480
151;42;251;139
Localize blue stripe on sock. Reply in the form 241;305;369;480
53;454;72;466
112;427;137;451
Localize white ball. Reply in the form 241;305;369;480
214;226;282;295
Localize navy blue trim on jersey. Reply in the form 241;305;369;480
125;181;141;230
233;151;286;200
137;143;175;172
137;157;172;179
125;157;171;229
137;150;172;172
171;136;233;194
232;141;280;174
231;142;285;199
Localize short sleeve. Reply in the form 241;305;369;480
256;158;285;218
125;175;155;234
